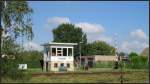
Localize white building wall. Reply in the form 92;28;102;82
42;43;76;71
51;56;73;62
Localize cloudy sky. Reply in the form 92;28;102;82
22;1;149;54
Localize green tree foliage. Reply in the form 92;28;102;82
52;24;116;56
1;1;33;40
129;52;138;58
52;23;87;56
125;52;148;69
1;37;25;80
2;37;21;57
0;1;33;80
23;51;42;61
118;52;126;57
87;41;115;55
53;23;86;43
20;51;43;68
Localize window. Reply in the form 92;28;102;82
67;63;70;68
57;48;61;50
52;48;56;56
45;48;49;56
63;48;67;56
68;48;72;56
46;51;48;56
57;48;62;56
57;51;62;56
54;63;58;68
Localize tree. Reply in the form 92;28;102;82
1;1;33;40
126;52;148;69
20;50;43;68
129;52;138;58
53;23;86;43
88;41;115;55
0;1;33;80
1;37;25;80
52;23;87;56
118;52;127;57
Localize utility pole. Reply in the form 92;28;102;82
114;33;123;83
114;33;118;62
79;35;83;70
79;42;83;70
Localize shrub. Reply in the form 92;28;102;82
93;61;114;68
21;60;41;68
2;57;31;81
124;52;148;69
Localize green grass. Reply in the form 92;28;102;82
26;68;43;73
26;68;148;73
2;68;149;83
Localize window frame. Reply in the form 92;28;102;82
63;48;67;56
67;63;70;68
52;48;56;56
54;63;58;68
68;48;73;56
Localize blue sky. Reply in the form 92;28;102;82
23;1;149;54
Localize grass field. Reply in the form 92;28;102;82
2;68;149;83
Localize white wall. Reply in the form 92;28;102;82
51;56;74;62
95;55;117;61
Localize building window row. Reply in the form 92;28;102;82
52;48;73;56
54;63;70;68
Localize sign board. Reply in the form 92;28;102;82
51;56;73;61
18;64;27;70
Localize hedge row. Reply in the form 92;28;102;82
22;60;42;68
93;61;115;68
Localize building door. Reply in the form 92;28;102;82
88;61;93;68
60;63;64;67
59;63;67;71
87;58;94;68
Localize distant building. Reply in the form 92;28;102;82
141;47;149;57
42;42;77;72
81;55;118;68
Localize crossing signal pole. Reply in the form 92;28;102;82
114;33;123;83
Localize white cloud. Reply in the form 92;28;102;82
118;29;149;54
75;22;105;34
47;17;71;25
23;41;43;51
119;40;149;54
46;17;105;34
130;29;148;40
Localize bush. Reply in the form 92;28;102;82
20;51;43;68
2;57;31;81
124;52;148;69
93;61;114;68
22;60;41;68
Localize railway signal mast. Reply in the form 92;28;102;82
114;33;123;83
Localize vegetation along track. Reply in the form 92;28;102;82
31;71;129;77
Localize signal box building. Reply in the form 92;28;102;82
42;42;77;71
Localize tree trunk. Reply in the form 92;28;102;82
0;1;3;83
